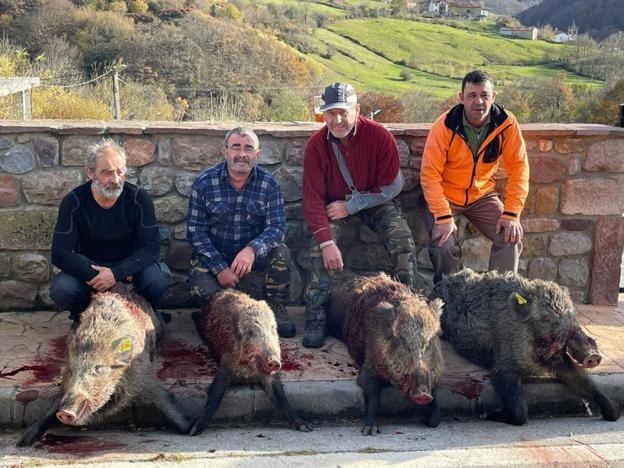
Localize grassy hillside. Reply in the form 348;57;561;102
302;18;602;97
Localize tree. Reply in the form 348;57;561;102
358;91;404;122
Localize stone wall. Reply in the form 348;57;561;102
1;121;623;311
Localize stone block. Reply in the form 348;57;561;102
560;219;593;231
33;136;59;167
460;236;492;272
408;137;425;159
558;257;589;288
273;167;302;203
397;138;409;168
166;241;192;271
174;223;187;240
171;135;222;170
284;202;302;220
17;134;29;143
590;217;624;305
585;139;624;172
285;221;309;250
521;218;560;233
61;137;100;166
561;177;624;215
535;187;559;215
123;138;155;166
38;282;54;307
153;196;188;224
0;174;18;207
528;257;557;281
548;232;592;256
538;139;553;152
0;280;38;309
174;172;196;197
521;233;549;257
555;138;585;154
158;137;171;166
0;144;34;174
22;170;83;205
403;168;419;191
528;155;567;183
525;139;537;151
13;253;49;282
568;157;581;175
139;166;174;196
0;254;10;281
257;139;283;165
0;207;57;249
285;139;305;166
0;136;12;149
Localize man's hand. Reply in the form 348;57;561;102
322;243;344;271
496;217;523;244
431;220;457;247
326;201;349;221
216;267;239;288
231;246;256;278
87;265;116;291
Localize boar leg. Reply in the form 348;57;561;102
421;389;441;428
358;365;382;435
16;398;61;447
489;369;528;425
258;373;311;432
189;366;233;436
150;385;193;434
555;357;620;421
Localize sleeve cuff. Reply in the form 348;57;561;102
313;227;333;244
501;211;519;220
434;213;453;224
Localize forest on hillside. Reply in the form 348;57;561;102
518;0;624;40
0;0;622;125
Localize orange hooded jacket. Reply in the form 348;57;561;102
421;103;529;224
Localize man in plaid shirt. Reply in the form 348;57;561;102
186;127;295;338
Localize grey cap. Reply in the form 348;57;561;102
317;83;357;112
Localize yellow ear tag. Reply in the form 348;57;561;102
514;292;527;305
116;337;132;353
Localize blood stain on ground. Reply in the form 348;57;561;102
280;351;303;372
40;433;126;455
446;376;486;400
157;339;216;379
15;389;39;404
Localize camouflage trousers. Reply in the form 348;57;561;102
304;200;417;319
189;243;291;305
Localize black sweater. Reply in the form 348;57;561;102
51;181;161;282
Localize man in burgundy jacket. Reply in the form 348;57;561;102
302;83;417;348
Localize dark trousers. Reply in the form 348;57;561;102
50;262;171;321
188;243;291;304
425;192;522;283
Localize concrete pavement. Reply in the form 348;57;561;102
2;300;624;429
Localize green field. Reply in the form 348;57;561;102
299;18;603;96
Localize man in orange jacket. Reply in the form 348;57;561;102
421;70;529;283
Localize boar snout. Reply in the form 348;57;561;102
57;394;90;425
410;391;433;405
582;353;602;369
56;409;78;425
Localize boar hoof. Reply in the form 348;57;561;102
361;425;380;436
188;418;207;436
16;426;41;447
293;419;313;432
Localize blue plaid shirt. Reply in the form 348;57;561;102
187;161;286;274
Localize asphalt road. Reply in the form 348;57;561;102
2;415;624;467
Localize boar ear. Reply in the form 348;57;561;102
111;336;133;364
428;298;444;320
507;291;532;321
377;302;396;338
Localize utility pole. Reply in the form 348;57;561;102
112;64;126;119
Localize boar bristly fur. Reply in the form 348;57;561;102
189;290;310;435
17;284;191;447
328;273;445;435
431;269;620;425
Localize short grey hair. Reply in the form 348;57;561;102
85;138;127;171
223;126;259;149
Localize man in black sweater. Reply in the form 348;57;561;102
50;139;170;322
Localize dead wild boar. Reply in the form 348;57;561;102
189;290;310;435
17;284;191;447
328;273;445;435
431;269;620;425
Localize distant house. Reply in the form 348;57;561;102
499;26;538;40
428;0;488;18
552;32;576;43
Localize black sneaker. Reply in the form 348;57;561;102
269;302;296;338
302;319;326;348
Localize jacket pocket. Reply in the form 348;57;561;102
244;201;265;226
482;136;501;164
206;202;228;226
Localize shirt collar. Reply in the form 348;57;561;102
462;111;490;134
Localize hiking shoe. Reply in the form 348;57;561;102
302;307;327;348
269;302;296;338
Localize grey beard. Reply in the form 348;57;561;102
93;180;123;199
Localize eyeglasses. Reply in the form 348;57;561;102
227;144;257;154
